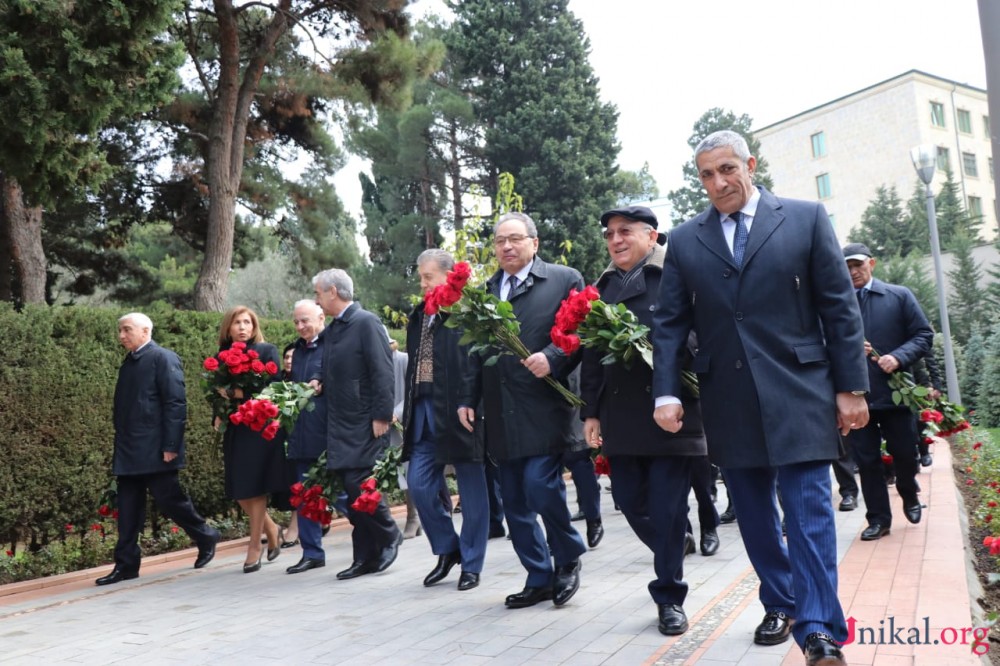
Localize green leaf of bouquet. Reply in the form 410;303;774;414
892;390;902;405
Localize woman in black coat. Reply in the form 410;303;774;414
214;306;287;572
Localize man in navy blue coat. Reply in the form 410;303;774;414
651;131;869;666
98;313;219;586
842;243;933;541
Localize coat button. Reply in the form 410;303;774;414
735;360;743;369
735;312;744;320
649;305;655;311
723;269;731;278
645;386;651;393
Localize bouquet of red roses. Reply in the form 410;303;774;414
201;341;279;432
551;286;698;396
433;262;584;407
872;345;969;439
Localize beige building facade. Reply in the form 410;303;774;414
755;70;995;244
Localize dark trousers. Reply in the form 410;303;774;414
338;466;401;564
847;408;920;527
497;454;587;588
831;437;859;499
563;447;601;521
687;455;719;534
610;455;695;606
293;460;325;561
725;462;845;646
484;457;505;532
115;471;215;574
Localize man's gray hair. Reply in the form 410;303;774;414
694;130;751;164
293;299;324;317
416;248;455;272
493;211;538;238
312;269;354;301
119;312;153;331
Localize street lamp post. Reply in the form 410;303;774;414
910;144;962;405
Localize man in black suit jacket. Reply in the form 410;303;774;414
842;243;933;541
97;313;219;586
651;131;869;665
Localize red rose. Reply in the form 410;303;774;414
231;341;246;350
65;524;73;532
262;420;280;441
112;509;119;519
246;350;259;360
593;455;611;476
98;504;112;517
251;359;265;373
360;477;377;493
264;361;279;375
424;288;441;315
352;490;382;514
203;357;219;371
229;411;244;425
90;523;102;532
290;482;304;495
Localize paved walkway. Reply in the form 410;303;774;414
0;439;988;665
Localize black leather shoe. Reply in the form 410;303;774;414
684;532;696;556
861;523;890;540
286;557;325;574
194;529;220;569
754;610;793;645
657;603;689;636
803;631;846;665
920;453;933;467
569;510;585;522
423;551;461;586
457;571;480;591
488;524;506;539
336;560;375;580
586;518;604;549
374;531;404;573
838;495;857;512
243;552;263;574
552;560;581;606
505;586;553;608
720;505;736;524
904;502;922;524
700;529;719;556
95;568;138;586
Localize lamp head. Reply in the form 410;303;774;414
910;144;938;185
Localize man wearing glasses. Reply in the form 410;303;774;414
459;211;588;609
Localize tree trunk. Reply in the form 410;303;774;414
0;181;13;303
193;0;290;311
2;175;46;304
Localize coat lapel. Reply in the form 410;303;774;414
741;188;784;269
695;207;737;268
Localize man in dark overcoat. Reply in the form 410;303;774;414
842;243;933;540
312;268;403;580
580;206;712;636
98;313;219;586
459;211;588;609
651;131;869;666
284;299;328;574
402;249;490;592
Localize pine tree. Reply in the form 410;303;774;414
974;319;1000;427
445;0;620;281
961;324;987;414
946;232;987;345
848;185;927;257
875;254;938;331
666;108;774;227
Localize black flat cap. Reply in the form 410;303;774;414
842;243;873;261
600;205;658;228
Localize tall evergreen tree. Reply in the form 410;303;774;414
961;325;987;415
848;185;926;257
445;0;620;281
904;169;981;252
946;232;988;345
875;253;938;331
666;108;774;227
974;319;1000;427
612;162;660;205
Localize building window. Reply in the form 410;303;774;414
810;131;827;158
937;146;950;171
930;101;946;127
963;152;979;177
986;115;992;138
968;196;983;219
828;214;835;228
816;173;831;199
990;157;994;181
957;109;972;134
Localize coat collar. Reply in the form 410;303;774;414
487;256;551;299
129;339;158;360
695;186;784;270
868;278;888;295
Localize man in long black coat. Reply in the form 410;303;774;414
98;313;219;586
651;131;869;665
459;212;587;609
312;268;403;580
580;206;711;636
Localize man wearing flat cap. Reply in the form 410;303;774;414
842;243;932;542
580;205;714;636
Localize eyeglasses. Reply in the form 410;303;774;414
493;234;533;246
602;224;647;241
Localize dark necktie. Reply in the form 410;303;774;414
732;212;748;267
857;288;867;307
505;275;519;300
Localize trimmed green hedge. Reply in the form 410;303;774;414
0;303;297;552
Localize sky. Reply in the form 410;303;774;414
334;0;988;214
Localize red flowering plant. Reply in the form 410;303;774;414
551;286;699;396
436;262;584;407
201;341;279;433
593;453;611;477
